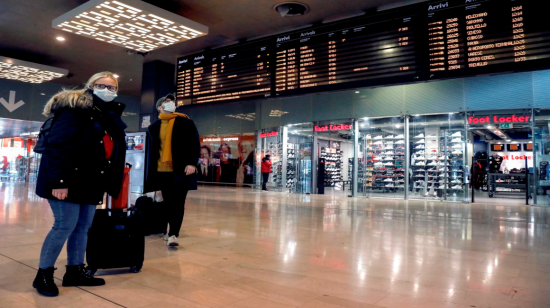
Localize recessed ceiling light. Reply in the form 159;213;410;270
355;91;360;94
56;36;65;41
0;56;68;83
52;0;209;52
113;74;119;78
487;125;494;129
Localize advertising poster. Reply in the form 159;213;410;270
199;136;255;185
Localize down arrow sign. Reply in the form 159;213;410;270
0;91;25;112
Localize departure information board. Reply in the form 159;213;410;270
426;0;550;79
176;40;271;105
274;14;421;95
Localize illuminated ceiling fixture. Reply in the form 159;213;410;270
0;56;68;84
269;110;289;117
52;0;208;52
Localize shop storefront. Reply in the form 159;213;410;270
0;137;39;182
245;109;550;206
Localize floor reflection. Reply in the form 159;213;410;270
2;183;550;307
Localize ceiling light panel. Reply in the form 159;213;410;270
0;56;68;84
52;0;208;52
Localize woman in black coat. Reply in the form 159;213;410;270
34;72;127;297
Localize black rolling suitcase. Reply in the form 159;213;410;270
86;209;144;275
134;194;167;236
86;164;144;275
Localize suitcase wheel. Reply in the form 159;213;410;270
130;265;142;273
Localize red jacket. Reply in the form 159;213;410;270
261;160;272;173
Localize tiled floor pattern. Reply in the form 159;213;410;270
2;183;550;307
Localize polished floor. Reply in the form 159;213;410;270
2;183;550;307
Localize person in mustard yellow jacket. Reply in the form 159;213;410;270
144;94;200;247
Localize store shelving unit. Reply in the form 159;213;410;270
411;130;465;198
321;147;343;189
363;133;406;193
286;143;297;189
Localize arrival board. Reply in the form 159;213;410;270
274;13;421;95
426;0;550;79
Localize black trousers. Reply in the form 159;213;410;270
262;173;270;190
158;173;189;237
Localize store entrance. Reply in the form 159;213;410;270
469;111;533;205
315;120;354;196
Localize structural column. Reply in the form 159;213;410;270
139;60;175;132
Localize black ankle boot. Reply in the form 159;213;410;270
33;267;59;297
62;265;105;287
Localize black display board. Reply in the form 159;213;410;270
176;39;272;105
176;0;550;105
274;12;422;96
426;0;550;79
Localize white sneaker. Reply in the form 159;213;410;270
427;134;437;138
452;150;463;155
374;141;384;145
167;236;179;247
386;135;394;139
395;134;404;139
416;150;425;154
415;145;425;149
416;162;425;166
415;133;424;138
416;156;425;160
395;140;405;144
451;138;462;143
452;144;462;148
383;162;393;166
451;132;462;137
373;156;384;160
427;161;438;166
451;185;463;189
416;139;425;144
384;157;394;160
385;141;394;145
451;180;461;184
374;135;383;140
385;184;394;187
384;178;393;182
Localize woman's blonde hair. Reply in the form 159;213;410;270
85;71;119;90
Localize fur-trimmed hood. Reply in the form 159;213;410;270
43;89;93;116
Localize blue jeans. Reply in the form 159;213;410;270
38;200;96;269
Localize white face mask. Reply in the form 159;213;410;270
93;88;117;102
163;101;176;113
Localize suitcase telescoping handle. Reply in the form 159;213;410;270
107;163;133;216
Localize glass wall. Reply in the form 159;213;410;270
0;137;37;182
314;120;355;195
256;127;283;191
533;110;549;205
358;117;405;199
408;113;467;201
286;123;313;194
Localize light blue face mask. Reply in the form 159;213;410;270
93;88;117;102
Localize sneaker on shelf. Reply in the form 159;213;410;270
374;162;384;167
451;138;462;143
416;156;425;160
385;146;394;150
452;150;463;155
416;150;425;155
452;144;462;148
427;134;437;138
427;167;437;171
384;178;393;182
385;151;394;155
385;141;394;145
374;135;383;140
366;134;372;139
395;134;404;139
427;161;438;166
417;169;426;172
415;174;424;177
415;133;425;138
451;180;462;184
424;192;430;197
416;139;426;144
397;179;405;183
438;155;446;160
383;162;393;166
385;135;395;139
385;183;395;187
452;169;461;172
395;140;405;144
373;141;384;145
384;157;394;160
416;162;425;166
396;151;405;155
415;145;425;149
451;185;463;189
451;132;462;137
373;156;383;160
